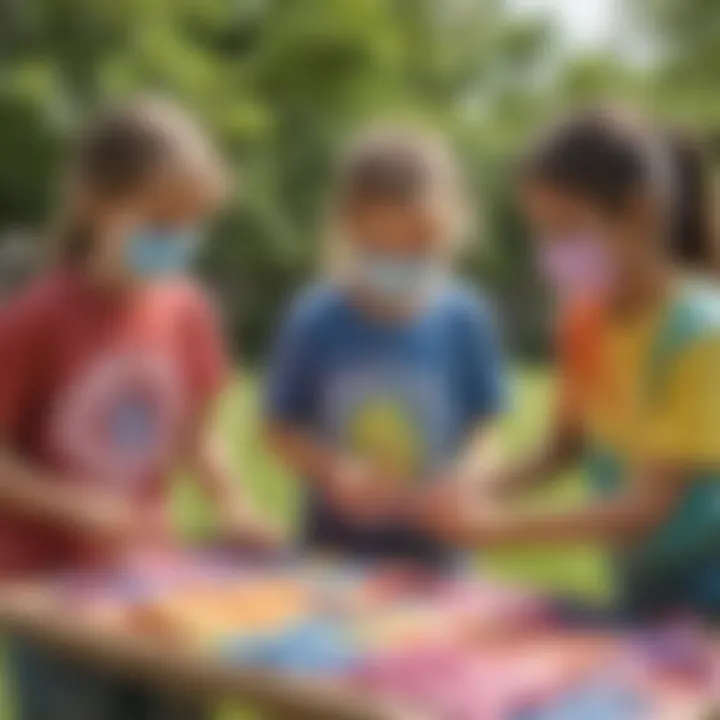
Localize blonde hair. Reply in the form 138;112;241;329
55;96;227;265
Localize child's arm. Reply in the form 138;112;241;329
0;446;143;543
185;428;284;548
264;421;341;494
486;299;589;499
456;423;505;486
483;415;584;498
264;291;403;521
414;423;504;516
454;326;720;545
265;421;402;520
476;296;592;499
416;290;510;509
412;416;583;527
180;289;283;548
422;460;687;547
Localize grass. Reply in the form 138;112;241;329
176;366;610;600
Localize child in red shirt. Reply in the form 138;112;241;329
0;98;277;719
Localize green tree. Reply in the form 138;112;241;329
0;0;658;357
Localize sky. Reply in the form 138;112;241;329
511;0;622;50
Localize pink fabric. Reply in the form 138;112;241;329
537;234;613;301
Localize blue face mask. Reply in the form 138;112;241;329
355;251;437;304
126;227;199;279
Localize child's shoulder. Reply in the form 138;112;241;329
648;283;720;401
272;284;351;348
660;280;720;363
283;283;349;329
434;280;497;327
676;280;720;333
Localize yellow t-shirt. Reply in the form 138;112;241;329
557;284;720;607
558;288;720;469
644;336;720;462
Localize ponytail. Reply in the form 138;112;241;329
49;95;226;270
664;128;716;269
524;108;718;273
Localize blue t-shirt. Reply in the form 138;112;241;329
266;282;506;564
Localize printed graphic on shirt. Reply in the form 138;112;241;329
322;364;452;483
347;398;422;480
49;350;185;488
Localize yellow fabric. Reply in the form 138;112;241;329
582;308;658;456
347;396;422;480
582;307;720;467
644;337;720;462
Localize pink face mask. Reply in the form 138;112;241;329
537;233;613;300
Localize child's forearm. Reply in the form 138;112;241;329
0;447;116;535
264;422;340;490
487;421;582;498
469;497;666;547
0;447;76;523
190;434;241;508
489;444;571;497
455;424;504;487
189;434;282;547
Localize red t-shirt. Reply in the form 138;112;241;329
0;271;228;577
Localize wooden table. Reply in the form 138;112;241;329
0;587;420;720
1;582;716;720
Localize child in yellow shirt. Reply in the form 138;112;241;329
419;109;720;619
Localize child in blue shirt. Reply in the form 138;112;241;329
265;126;507;566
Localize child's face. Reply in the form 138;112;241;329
522;181;658;305
341;199;451;307
92;171;220;283
346;199;447;258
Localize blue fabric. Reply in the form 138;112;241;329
266;282;507;563
517;674;648;720
6;637;207;720
222;619;359;676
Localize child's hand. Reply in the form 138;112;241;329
72;495;137;542
409;484;455;535
408;469;471;524
326;457;405;523
413;478;507;546
70;493;171;551
218;502;286;552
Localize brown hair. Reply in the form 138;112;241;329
334;124;468;235
523;108;715;268
55;96;226;265
324;125;470;277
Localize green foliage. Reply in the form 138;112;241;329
0;0;717;356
